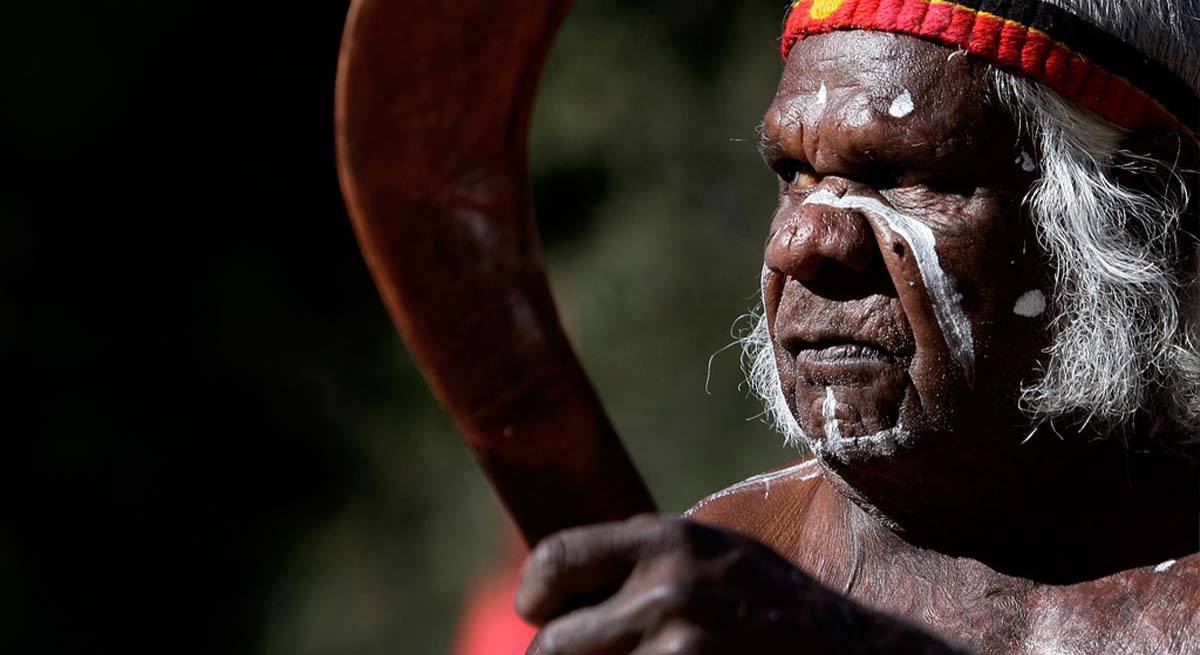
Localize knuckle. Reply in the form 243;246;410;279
530;533;569;576
641;580;699;617
681;521;734;558
647;517;691;551
529;626;564;655
653;623;714;655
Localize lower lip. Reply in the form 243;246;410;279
794;345;899;384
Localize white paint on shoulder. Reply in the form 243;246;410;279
888;90;915;118
684;460;820;517
1014;289;1047;318
804;189;975;381
1154;559;1177;573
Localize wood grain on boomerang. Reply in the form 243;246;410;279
335;0;656;546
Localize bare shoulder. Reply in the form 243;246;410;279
684;459;828;557
1031;553;1200;653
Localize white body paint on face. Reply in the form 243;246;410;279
815;82;828;113
822;387;841;442
805;189;976;381
1014;289;1047;318
818;387;915;462
1154;559;1177;573
1016;150;1037;173
888;90;914;118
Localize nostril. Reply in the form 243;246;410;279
893;242;906;258
765;222;821;280
803;258;897;301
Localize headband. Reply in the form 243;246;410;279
782;0;1200;140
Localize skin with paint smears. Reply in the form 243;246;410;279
519;31;1199;655
759;31;1050;487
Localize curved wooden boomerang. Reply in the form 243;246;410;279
335;0;656;546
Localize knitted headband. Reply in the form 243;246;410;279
782;0;1200;140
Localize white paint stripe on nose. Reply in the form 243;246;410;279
803;189;976;382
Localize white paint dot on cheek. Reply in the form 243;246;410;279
888;90;914;118
1015;150;1037;173
1013;290;1047;318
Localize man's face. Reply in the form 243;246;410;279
760;32;1050;480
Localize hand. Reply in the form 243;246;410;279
516;515;966;654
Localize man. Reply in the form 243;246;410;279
516;1;1200;652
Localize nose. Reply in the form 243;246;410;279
765;181;881;283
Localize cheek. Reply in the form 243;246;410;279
966;249;1054;392
933;205;1052;405
875;189;1044;416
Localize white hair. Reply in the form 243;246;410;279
992;72;1200;438
743;0;1200;446
740;309;805;447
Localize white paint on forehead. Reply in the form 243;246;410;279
888;90;915;118
1014;289;1047;318
804;189;976;381
815;82;828;113
1154;559;1177;573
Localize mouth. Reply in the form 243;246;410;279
796;341;897;364
786;337;910;386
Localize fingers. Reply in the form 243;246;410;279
518;516;776;654
528;582;730;655
628;621;719;655
526;601;641;655
517;515;669;624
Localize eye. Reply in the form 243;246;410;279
774;159;818;188
870;167;933;190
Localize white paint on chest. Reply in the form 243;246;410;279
888;90;915;118
804;189;976;381
684;460;821;517
1154;559;1177;573
1013;289;1047;318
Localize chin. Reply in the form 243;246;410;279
805;420;918;464
789;356;928;462
794;378;967;484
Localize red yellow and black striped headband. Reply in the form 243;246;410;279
782;0;1200;140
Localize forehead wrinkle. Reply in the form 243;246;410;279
785;34;993;140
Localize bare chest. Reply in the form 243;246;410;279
689;470;1199;654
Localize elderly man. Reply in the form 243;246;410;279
511;1;1200;653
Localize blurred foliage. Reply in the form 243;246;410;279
4;1;796;653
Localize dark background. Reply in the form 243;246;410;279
3;2;796;652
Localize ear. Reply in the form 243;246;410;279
1119;128;1200;236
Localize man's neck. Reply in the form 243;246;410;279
823;427;1200;584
